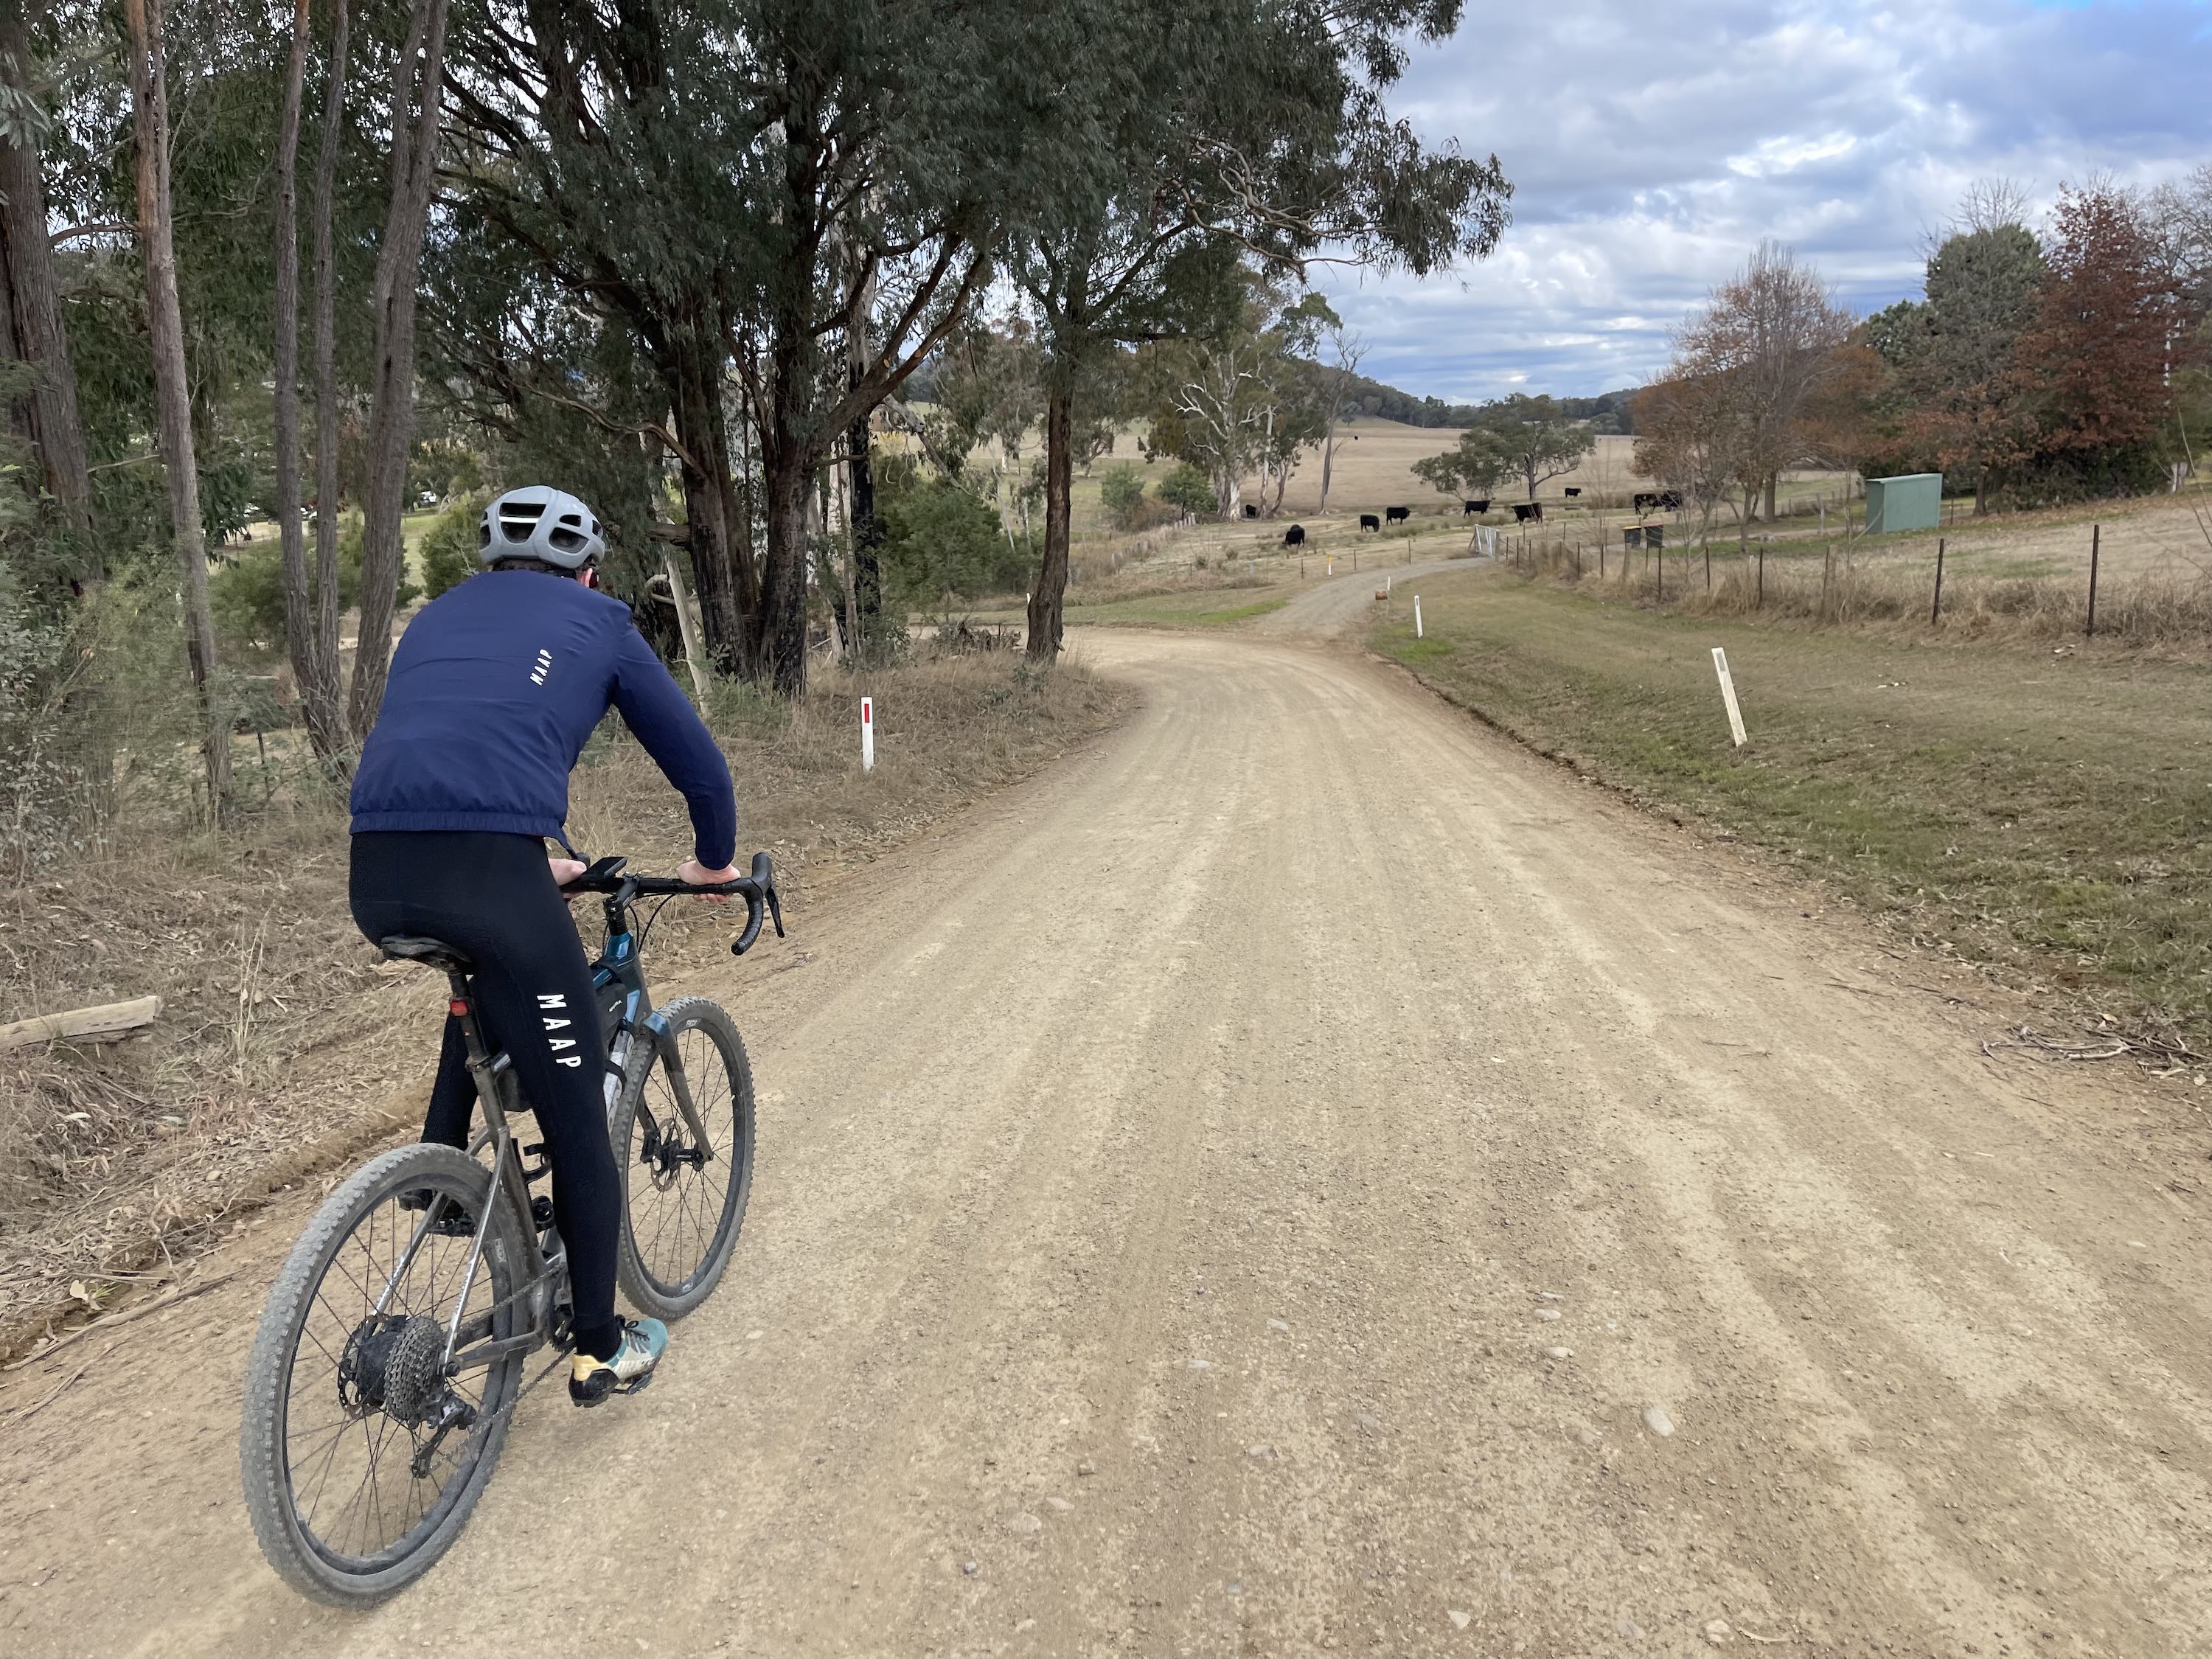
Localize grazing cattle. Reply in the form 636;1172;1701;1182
1512;501;1544;524
1632;492;1660;512
1563;487;1581;498
1463;498;1490;515
1283;524;1307;547
1242;502;1258;519
1359;513;1380;532
1385;506;1410;524
1659;490;1684;511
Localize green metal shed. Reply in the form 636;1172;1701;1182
1864;473;1941;535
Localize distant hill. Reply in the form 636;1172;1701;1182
901;352;1639;434
1338;375;1641;434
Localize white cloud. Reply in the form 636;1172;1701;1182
1320;0;2212;402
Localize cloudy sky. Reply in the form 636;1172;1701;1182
1316;0;2212;403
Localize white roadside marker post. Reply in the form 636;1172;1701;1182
860;695;875;772
1711;647;1746;747
1415;595;1424;639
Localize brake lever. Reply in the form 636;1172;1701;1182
765;884;785;938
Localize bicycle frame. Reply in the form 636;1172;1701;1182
370;886;722;1378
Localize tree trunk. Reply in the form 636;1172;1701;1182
125;0;229;818
662;327;751;670
307;0;350;760
1318;414;1338;514
758;437;813;696
0;13;93;559
347;0;449;742
1025;383;1073;664
1763;470;1778;523
843;240;880;658
271;0;337;759
754;270;818;696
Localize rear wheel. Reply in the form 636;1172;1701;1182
239;1143;529;1605
611;996;754;1319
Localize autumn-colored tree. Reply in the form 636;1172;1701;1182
2020;183;2174;461
1671;242;1857;522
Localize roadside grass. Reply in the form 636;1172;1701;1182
1374;569;2212;1040
0;647;1130;1352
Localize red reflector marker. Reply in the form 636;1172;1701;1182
448;999;469;1018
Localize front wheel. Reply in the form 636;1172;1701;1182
239;1142;530;1604
611;995;755;1320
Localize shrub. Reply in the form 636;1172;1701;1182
209;515;420;657
1099;463;1147;529
880;466;1034;609
420;495;485;599
1156;462;1215;518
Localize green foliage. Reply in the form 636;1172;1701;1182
878;460;1034;609
209;517;417;658
419;496;485;600
1155;462;1215;518
1412;396;1595;501
1099;462;1147;529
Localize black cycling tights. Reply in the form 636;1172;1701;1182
350;831;625;1362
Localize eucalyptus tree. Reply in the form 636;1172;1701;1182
0;12;94;565
1011;0;1512;662
124;0;230;816
444;0;1080;694
344;0;449;740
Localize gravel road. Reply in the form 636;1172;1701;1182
2;573;2206;1658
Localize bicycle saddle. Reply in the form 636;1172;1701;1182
378;935;474;972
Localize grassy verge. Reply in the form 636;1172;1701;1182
0;649;1130;1352
1374;568;2212;1040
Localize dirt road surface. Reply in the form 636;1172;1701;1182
4;573;2208;1658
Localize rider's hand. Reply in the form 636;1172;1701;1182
548;855;587;900
677;858;740;903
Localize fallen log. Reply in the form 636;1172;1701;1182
0;995;162;1052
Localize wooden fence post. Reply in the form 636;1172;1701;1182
2086;524;2100;638
1756;542;1764;607
1931;537;1945;626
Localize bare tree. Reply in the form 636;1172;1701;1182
270;0;344;759
1675;241;1857;521
1315;324;1365;515
308;0;350;756
0;13;93;556
1952;177;2033;237
124;0;230;817
347;0;449;741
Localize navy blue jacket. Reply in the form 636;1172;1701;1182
349;571;737;869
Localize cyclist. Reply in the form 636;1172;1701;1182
347;484;738;1406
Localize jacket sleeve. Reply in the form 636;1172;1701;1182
608;622;737;869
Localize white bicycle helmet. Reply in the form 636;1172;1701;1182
477;485;605;569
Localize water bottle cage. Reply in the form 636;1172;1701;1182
520;1142;551;1183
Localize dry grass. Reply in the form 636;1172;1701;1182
1497;523;2212;650
0;645;1129;1357
1376;568;2212;1045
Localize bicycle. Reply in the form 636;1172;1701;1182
238;852;784;1605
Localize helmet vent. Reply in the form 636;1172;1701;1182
498;502;545;542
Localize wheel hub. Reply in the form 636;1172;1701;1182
337;1314;448;1426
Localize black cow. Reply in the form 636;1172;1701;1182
1359;513;1380;532
1659;490;1684;511
1632;492;1660;512
1283;524;1306;547
1512;501;1544;524
1385;506;1410;524
1563;487;1582;498
1463;498;1490;515
1242;502;1258;519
